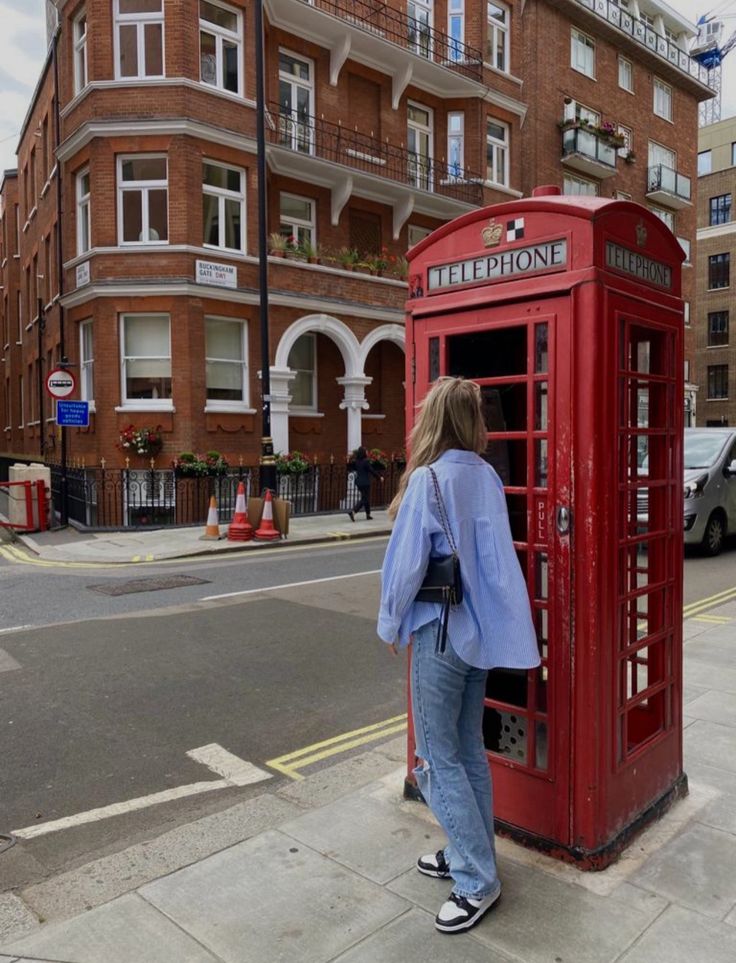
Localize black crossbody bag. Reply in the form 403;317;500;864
415;467;463;654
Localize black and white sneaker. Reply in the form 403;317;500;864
417;849;451;879
435;886;501;933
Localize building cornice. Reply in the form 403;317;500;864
60;80;257;120
697;223;736;242
60;279;405;322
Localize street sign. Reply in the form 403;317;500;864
46;368;76;399
56;400;89;427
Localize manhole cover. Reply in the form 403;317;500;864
87;575;211;596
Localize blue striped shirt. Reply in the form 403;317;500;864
378;449;541;670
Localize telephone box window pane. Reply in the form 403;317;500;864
535;552;548;600
626;689;667;754
536;607;548;659
535;438;548;487
448;325;527;378
623;326;669;376
535;323;548;373
535;381;548;430
429;336;440;382
536;667;548;712
485;439;526;487
481;383;527;432
506;493;527;541
487;668;528;707
535;721;548;770
483;707;528;763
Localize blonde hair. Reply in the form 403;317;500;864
388;377;486;519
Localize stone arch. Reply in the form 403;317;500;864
358;324;406;370
274;313;362;378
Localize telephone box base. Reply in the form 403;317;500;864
404;773;689;871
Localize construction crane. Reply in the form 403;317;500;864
690;3;736;125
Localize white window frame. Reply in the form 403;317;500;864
120;312;173;409
653;77;672;121
571;28;595;79
487;1;510;73
76;168;91;256
73;9;88;94
199;0;242;96
279;192;315;247
486;116;509;188
648;140;676;171
202;160;246;254
448;0;464;62
563;173;598;196
19;374;23;428
117;154;168;246
113;0;165;81
79;319;94;407
679;237;691;264
617;125;632;158
408;224;432;247
288;332;317;413
408;101;434;191
278;49;315;155
408;0;433;59
615;190;633;200
618;55;633;92
204;316;249;411
698;150;712;176
648;204;674;231
447;111;464;180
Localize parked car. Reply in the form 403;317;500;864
683;428;736;555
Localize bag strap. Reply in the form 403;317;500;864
427;467;459;556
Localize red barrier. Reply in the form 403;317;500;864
0;480;49;532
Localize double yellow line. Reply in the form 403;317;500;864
0;544;121;569
683;584;736;620
267;713;408;781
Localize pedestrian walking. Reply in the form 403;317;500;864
347;446;383;521
377;377;540;934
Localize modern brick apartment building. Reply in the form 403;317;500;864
0;0;714;489
696;116;736;426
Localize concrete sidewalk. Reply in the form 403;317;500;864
13;511;392;565
2;597;736;962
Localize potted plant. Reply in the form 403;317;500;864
119;424;163;458
337;247;360;271
173;450;230;477
269;232;288;257
300;239;320;264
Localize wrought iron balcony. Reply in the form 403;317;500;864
647;164;692;209
570;0;713;91
561;125;617;179
268;104;485;206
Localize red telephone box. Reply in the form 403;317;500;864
405;187;686;869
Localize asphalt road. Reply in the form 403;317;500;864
1;535;735;892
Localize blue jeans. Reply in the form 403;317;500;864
411;619;499;900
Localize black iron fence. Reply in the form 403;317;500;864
302;0;483;80
268;104;486;207
49;461;405;530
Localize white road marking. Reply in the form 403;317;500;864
12;744;269;840
0;624;32;634
200;569;382;601
186;743;272;786
0;648;21;673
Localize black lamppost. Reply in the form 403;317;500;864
254;0;277;494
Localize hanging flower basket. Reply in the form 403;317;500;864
118;424;163;458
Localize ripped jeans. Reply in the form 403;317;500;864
411;619;499;900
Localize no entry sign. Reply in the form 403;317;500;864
46;368;76;399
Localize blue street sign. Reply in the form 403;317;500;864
57;400;90;427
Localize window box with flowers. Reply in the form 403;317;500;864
367;447;389;471
118;424;163;458
172;450;230;477
275;450;317;511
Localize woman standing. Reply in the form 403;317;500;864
377;377;539;934
347;446;383;521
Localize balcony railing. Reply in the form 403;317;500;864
574;0;713;88
269;104;485;205
647;164;691;203
561;125;617;173
299;0;483;81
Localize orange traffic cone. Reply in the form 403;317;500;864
228;481;254;541
200;495;222;540
255;489;280;541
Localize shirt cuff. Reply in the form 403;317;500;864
377;613;401;643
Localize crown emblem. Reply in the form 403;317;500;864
636;220;647;247
481;219;503;248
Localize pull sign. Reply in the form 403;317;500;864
536;497;547;543
556;506;571;535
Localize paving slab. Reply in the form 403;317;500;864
684;688;736;727
279;789;445;885
619;904;736;963
140;829;409;963
388;857;664;963
682;682;710;705
1;893;219;963
631;820;736;919
331;906;515;962
684;719;736;774
684;635;736;665
21;792;302;923
686;765;736;835
684;659;736;695
0;896;38;947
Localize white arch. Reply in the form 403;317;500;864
274;313;362;378
358;324;406;369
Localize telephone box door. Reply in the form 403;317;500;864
412;297;573;842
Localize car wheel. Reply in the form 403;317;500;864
701;512;726;557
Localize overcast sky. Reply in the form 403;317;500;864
0;0;734;173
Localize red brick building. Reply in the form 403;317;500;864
0;0;713;485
